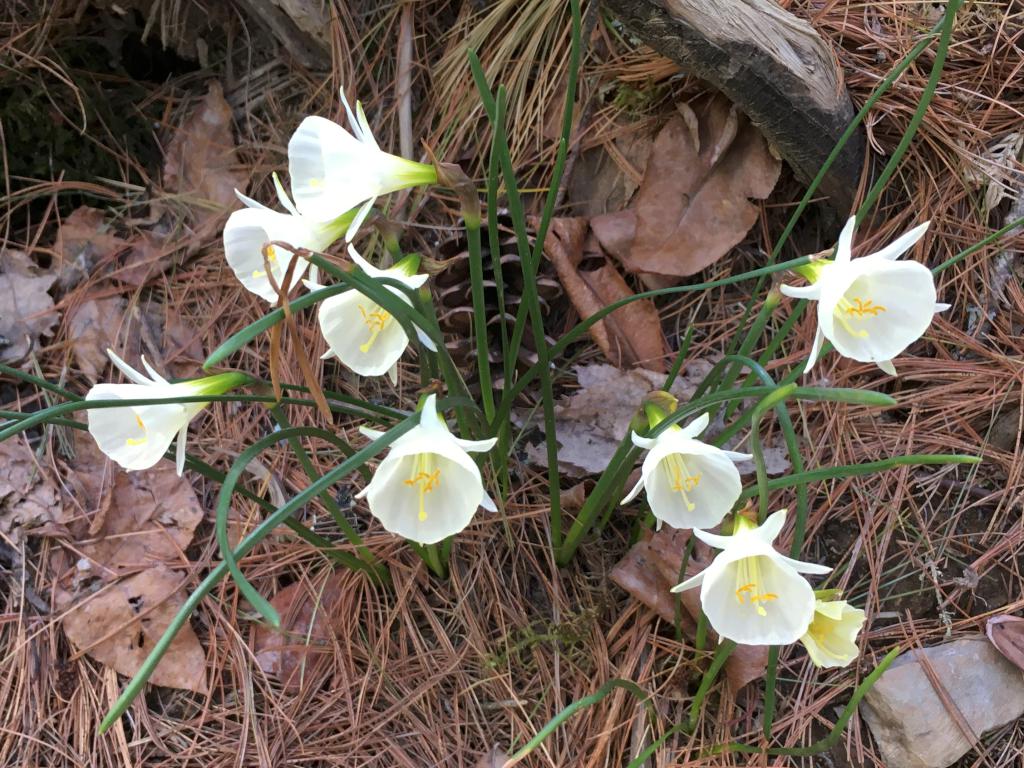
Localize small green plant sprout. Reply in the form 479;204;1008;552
781;216;950;375
356;393;497;545
85;349;250;476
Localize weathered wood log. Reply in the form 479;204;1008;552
603;0;863;215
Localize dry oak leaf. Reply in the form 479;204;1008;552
66;297;127;381
608;95;781;278
611;526;767;695
163;80;247;238
0;249;58;367
0;439;62;546
54;206;129;291
542;216;669;371
59;431;203;578
60;565;207;693
986;615;1024;672
254;570;350;692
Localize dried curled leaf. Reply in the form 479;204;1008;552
0;440;62;546
986;614;1024;672
0;249;58;367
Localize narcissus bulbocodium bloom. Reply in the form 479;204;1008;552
223;179;351;302
671;509;832;646
288;89;437;237
86;350;248;475
356;394;497;544
621;412;750;530
780;217;949;375
310;246;436;384
800;597;866;669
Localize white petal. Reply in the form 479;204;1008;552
418;394;444;431
669;569;705;593
140;356;170;385
780;283;822;300
864;221;930;262
834;216;857;264
355;100;379;150
480;489;498;512
288;115;372;222
106;348;153;385
272;171;300;216
644;444;742;530
621;476;645;505
778;554;832;575
631;431;657;450
755;509;788;544
222;207;313;302
692;527;734;550
85;383;190;471
234;189;271;210
317;289;409;377
414;325;438;352
934;302;950;312
346;198;375;242
347;244;390;280
451;436;498;453
803;325;827;375
175;423;188;476
876;358;897;376
359;425;387;441
679;412;710;439
387;362;399;386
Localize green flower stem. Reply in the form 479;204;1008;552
505;679;654;766
464;194;495;424
99;414;418;733
934;214;1024;275
0;363;82;401
762;645;781;740
687;640;735;731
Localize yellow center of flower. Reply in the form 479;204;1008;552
835;295;887;338
252;245;278;279
404;454;441;522
661;453;701;511
126;413;147;446
309;177;323;188
358;304;391;353
733;557;778;617
806;618;847;659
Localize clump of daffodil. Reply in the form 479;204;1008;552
671;509;832;646
309;245;436;384
86;350;249;475
223;176;353;302
800;594;866;668
621;393;749;530
288;89;437;238
356;394;497;544
781;217;949;375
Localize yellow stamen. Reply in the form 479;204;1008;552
358;304;391;353
252;245;278;279
734;557;780;617
662;453;700;511
126;413;147;446
834;295;886;339
404;456;441;522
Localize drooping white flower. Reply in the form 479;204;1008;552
780;217;949;375
356;394;497;544
86;350;248;476
311;245;436;384
800;598;866;669
288;89;437;236
621;412;750;530
223;178;351;302
670;509;832;646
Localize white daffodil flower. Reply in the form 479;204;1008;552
800;598;866;669
671;509;832;646
312;245;436;384
223;177;351;302
781;217;949;375
621;412;750;530
356;394;497;544
288;89;437;237
86;350;248;476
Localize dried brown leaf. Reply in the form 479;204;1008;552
60;565;207;693
254;571;348;691
986;615;1024;671
542;217;669;371
611;526;768;694
568;130;655;216
0;250;58;367
163;80;247;238
54;206;128;290
475;746;509;768
624;95;781;278
59;432;203;578
0;440;62;546
66;297;127;381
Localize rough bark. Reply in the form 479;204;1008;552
603;0;863;215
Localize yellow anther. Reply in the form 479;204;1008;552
405;468;441;522
845;297;886;317
252;245;278;279
735;583;756;603
664;454;700;511
358;304;391;353
126;414;147;446
835;295;886;339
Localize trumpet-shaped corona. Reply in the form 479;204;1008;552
288;89;437;236
621;412;750;530
86;350;248;476
356;394;497;544
781;217;949;375
800;598;866;668
313;246;436;383
671;510;832;646
223;181;351;302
